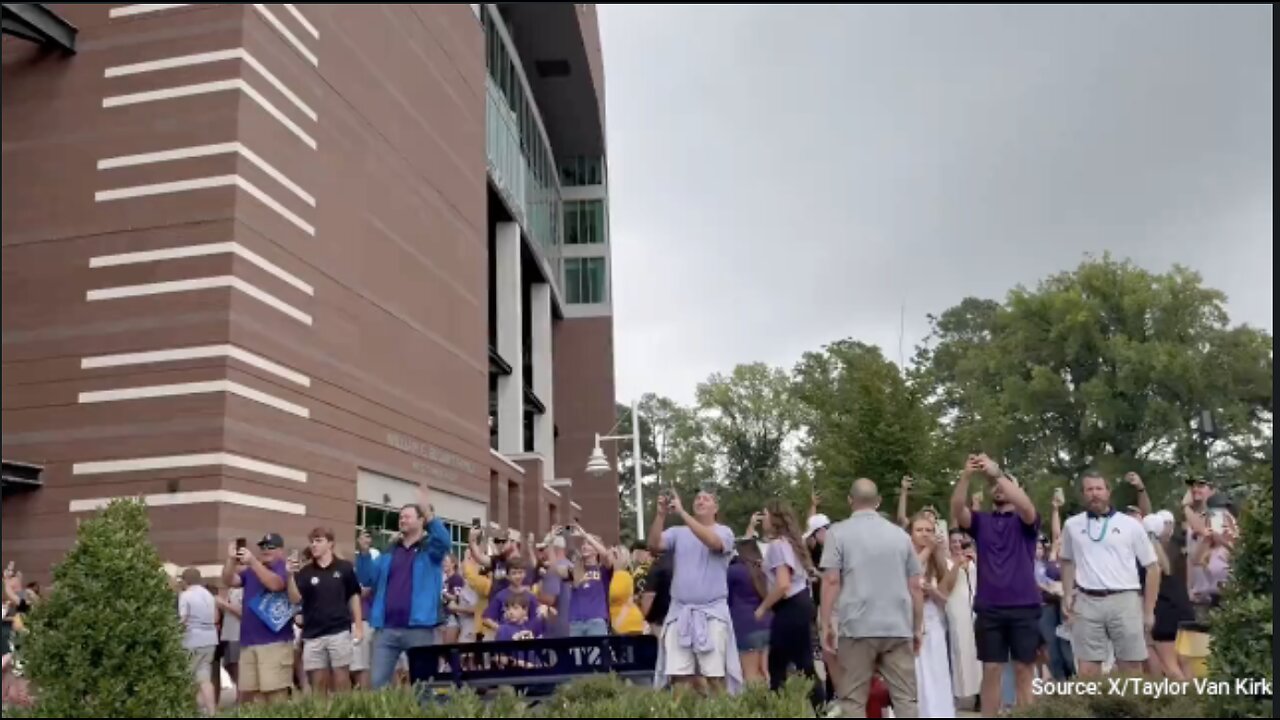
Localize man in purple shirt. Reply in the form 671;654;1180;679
220;532;293;705
951;454;1041;717
367;499;452;689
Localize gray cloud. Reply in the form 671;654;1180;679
600;5;1273;403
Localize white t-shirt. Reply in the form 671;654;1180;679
220;587;242;642
179;585;219;650
1060;511;1157;591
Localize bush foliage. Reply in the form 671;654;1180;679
223;675;813;718
20;499;195;718
1206;477;1273;719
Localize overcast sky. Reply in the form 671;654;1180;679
598;4;1273;405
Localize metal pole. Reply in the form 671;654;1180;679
633;398;645;540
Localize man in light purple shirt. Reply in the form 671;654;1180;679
647;488;743;695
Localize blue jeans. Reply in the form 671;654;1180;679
371;627;437;689
1039;603;1075;679
569;618;609;637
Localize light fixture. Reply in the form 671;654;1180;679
585;435;612;476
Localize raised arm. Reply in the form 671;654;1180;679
1051;493;1063;545
469;528;491;568
221;543;245;589
647;495;669;555
671;494;727;553
1125;472;1152;516
952;459;977;530
981;456;1036;526
898;475;912;529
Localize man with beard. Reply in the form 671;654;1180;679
1060;472;1160;678
951;454;1040;717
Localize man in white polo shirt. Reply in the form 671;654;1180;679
1060;472;1161;677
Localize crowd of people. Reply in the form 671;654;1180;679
1;455;1241;717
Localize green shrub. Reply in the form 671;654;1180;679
223;675;812;718
1205;478;1273;719
19;499;195;718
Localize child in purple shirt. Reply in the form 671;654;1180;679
494;593;546;669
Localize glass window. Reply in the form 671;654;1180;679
564;201;605;245
564;257;607;304
356;501;470;561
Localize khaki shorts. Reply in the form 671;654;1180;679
238;641;294;693
662;618;728;678
350;623;372;673
188;646;216;683
302;630;354;672
1071;591;1148;663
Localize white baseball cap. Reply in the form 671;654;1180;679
1143;513;1170;536
804;514;832;540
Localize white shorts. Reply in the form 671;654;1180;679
662;618;729;678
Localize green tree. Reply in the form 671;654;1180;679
793;339;942;520
693;363;802;531
916;254;1273;506
21;499;195;717
615;394;717;541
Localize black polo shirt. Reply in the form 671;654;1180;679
295;557;361;640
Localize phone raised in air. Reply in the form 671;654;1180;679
1054;487;1065;505
235;537;247;553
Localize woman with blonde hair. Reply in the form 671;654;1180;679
910;510;957;718
607;547;646;635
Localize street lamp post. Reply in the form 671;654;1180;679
585;398;645;540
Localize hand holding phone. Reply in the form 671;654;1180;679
1053;488;1065;507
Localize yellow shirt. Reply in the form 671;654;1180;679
609;569;646;635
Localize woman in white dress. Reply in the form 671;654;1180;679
946;529;982;703
910;512;956;719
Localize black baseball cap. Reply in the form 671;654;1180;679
257;533;284;549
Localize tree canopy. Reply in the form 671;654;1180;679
617;256;1271;535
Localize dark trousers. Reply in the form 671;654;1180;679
769;590;825;710
1039;603;1075;679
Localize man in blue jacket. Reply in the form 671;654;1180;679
368;500;452;689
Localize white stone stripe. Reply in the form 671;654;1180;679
70;490;306;516
89;242;314;296
571;501;583;511
98;143;315;207
109;4;191;18
79;379;310;418
103;79;317;149
252;4;318;66
489;448;525;475
82;344;310;387
543;485;561;498
283;4;319;39
105;49;318;123
95;174;314;236
74;452;307;483
86;275;312;326
105;49;240;77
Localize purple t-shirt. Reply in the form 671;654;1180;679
970;510;1041;609
383;543;420;628
496;615;546;642
765;539;809;599
483;586;534;624
727;561;769;638
568;563;613;623
238;560;293;647
663;524;735;607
